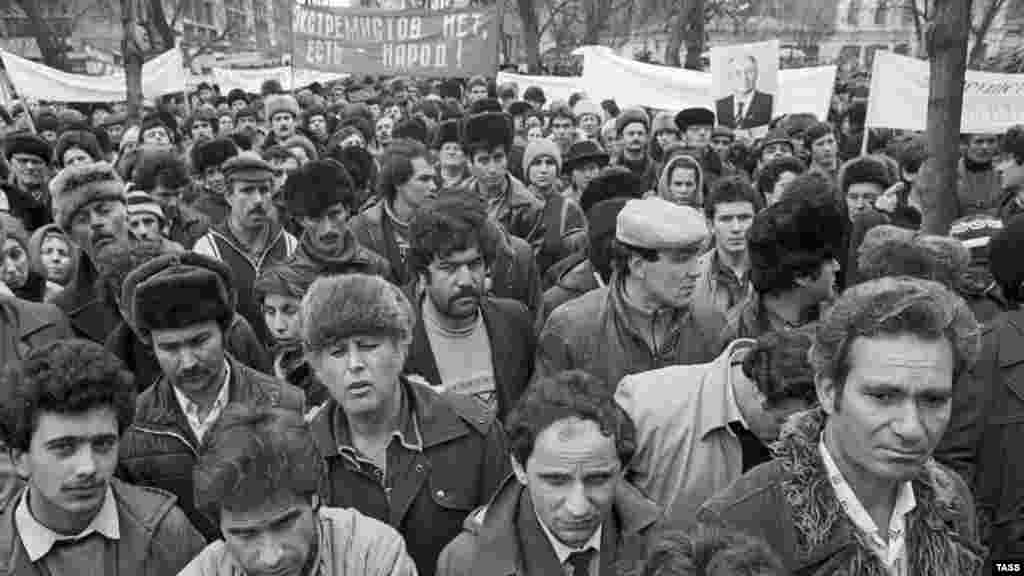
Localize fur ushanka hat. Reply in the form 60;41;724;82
461;112;513;153
49;162;126;230
300;273;415;352
264;94;301;121
123;252;236;343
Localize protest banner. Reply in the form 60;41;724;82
0;48;184;102
496;71;580;106
572;46;835;121
711;40;779;130
209;66;349;94
291;3;500;77
866;51;1024;133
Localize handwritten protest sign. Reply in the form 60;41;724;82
291;3;500;77
866;51;1024;133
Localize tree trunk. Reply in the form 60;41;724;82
122;0;144;123
921;0;972;235
517;0;542;73
146;0;177;53
968;0;1005;67
583;0;612;45
664;7;685;67
15;0;68;70
683;0;705;70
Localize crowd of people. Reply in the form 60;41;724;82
0;70;1019;575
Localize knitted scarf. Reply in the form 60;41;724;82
774;408;986;576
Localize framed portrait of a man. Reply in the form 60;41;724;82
712;41;779;130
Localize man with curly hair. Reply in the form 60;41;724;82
0;339;206;575
438;370;662;576
404;189;536;423
617;329;816;528
641;525;786;576
699;277;984;575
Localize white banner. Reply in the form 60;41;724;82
564;46;834;120
496;71;583;108
0;48;185;103
209;67;349;94
866;51;1024;133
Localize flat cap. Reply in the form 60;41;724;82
616;197;709;251
221;151;275;182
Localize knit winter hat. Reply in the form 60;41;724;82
49;162;126;230
264;94;300;120
615;108;650;136
124;252;236;344
126;190;165;223
522;138;562;177
300;273;415;352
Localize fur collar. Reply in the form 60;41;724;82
774;408;985;575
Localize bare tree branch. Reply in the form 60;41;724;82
537;0;577;37
170;0;190;29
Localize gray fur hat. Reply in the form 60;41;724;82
301;273;414;352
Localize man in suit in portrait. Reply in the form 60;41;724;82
716;54;774;130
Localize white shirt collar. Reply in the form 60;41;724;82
174;360;231;442
15;484;120;562
536;510;602;565
819;435;916;572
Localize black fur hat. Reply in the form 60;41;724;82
579;166;647;215
393;117;428;144
439;78;463;101
282;159;356;218
435;119;462;147
469;98;502;115
461;112;513;153
748;187;845;295
331;146;376;191
124;252;236;343
190;137;239;174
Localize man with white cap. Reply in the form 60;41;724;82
535;196;726;391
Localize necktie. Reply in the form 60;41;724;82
566;548;597;576
737;101;745;123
